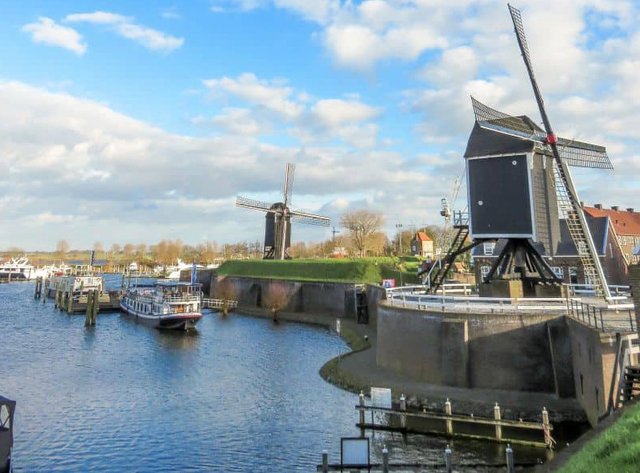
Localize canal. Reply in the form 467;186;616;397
1;281;556;471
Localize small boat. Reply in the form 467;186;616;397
0;395;15;473
0;257;37;281
120;280;203;330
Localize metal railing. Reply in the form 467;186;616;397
567;298;636;333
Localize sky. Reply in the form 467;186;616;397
2;0;640;251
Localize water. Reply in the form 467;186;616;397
1;281;558;472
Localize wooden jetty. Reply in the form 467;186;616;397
357;392;555;449
202;298;238;312
36;276;120;314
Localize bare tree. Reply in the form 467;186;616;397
262;282;292;322
340;210;385;257
56;240;70;259
214;277;237;316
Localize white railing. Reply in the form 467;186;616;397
385;287;574;315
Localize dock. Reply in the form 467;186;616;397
357;393;555;449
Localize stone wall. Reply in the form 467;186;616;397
376;303;623;426
376;304;562;393
210;276;376;320
565;317;618;426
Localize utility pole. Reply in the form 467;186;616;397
332;226;340;243
395;223;404;255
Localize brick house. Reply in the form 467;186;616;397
410;231;434;259
584;204;640;265
472;211;630;286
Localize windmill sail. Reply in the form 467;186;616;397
507;4;611;299
471;97;613;169
235;163;330;259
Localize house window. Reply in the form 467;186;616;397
552;266;564;279
483;242;496;256
480;266;491;279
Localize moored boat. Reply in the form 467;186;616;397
0;395;15;473
120;280;203;330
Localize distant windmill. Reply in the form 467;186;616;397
236;163;331;259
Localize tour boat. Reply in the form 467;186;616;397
120;280;203;330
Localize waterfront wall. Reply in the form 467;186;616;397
376;304;562;393
210;276;383;321
376;303;621;426
566;317;618;426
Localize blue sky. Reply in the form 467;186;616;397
1;0;639;250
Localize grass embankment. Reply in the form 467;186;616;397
217;257;420;284
557;402;640;473
318;323;371;394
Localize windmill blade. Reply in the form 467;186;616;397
290;209;331;227
236;196;275;213
472;96;546;142
556;137;613;169
472;97;613;169
508;3;611;299
283;163;295;207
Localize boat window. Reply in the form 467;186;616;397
0;404;10;429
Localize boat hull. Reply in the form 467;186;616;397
119;302;202;331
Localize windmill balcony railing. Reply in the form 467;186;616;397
385;286;575;315
385;286;637;332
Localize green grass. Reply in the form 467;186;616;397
217;257;419;284
558;402;640;473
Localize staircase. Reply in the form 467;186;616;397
428;225;470;294
553;162;610;298
621;366;640;403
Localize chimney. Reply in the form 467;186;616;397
612;205;619;211
628;208;635;213
594;203;603;209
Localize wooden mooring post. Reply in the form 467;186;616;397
356;398;555;448
85;290;99;326
34;276;43;299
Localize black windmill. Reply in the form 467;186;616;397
236;163;331;259
429;4;613;298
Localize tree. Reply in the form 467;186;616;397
340;210;385;257
56;240;70;257
93;241;104;255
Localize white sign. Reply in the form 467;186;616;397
370;387;392;409
341;437;369;467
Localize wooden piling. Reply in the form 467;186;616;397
66;288;73;313
444;398;453;435
359;391;365;435
444;445;452;473
34;277;42;299
382;447;389;473
506;444;514;473
494;402;502;441
321;450;328;473
85;290;98;327
399;393;407;430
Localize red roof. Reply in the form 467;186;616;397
415;231;432;242
584;206;640;236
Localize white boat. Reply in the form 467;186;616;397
0;257;37;281
120;280;203;330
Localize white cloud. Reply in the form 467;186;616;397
311;99;380;127
204;73;303;119
65;11;184;52
22;17;86;55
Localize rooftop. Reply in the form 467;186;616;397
584;205;640;236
